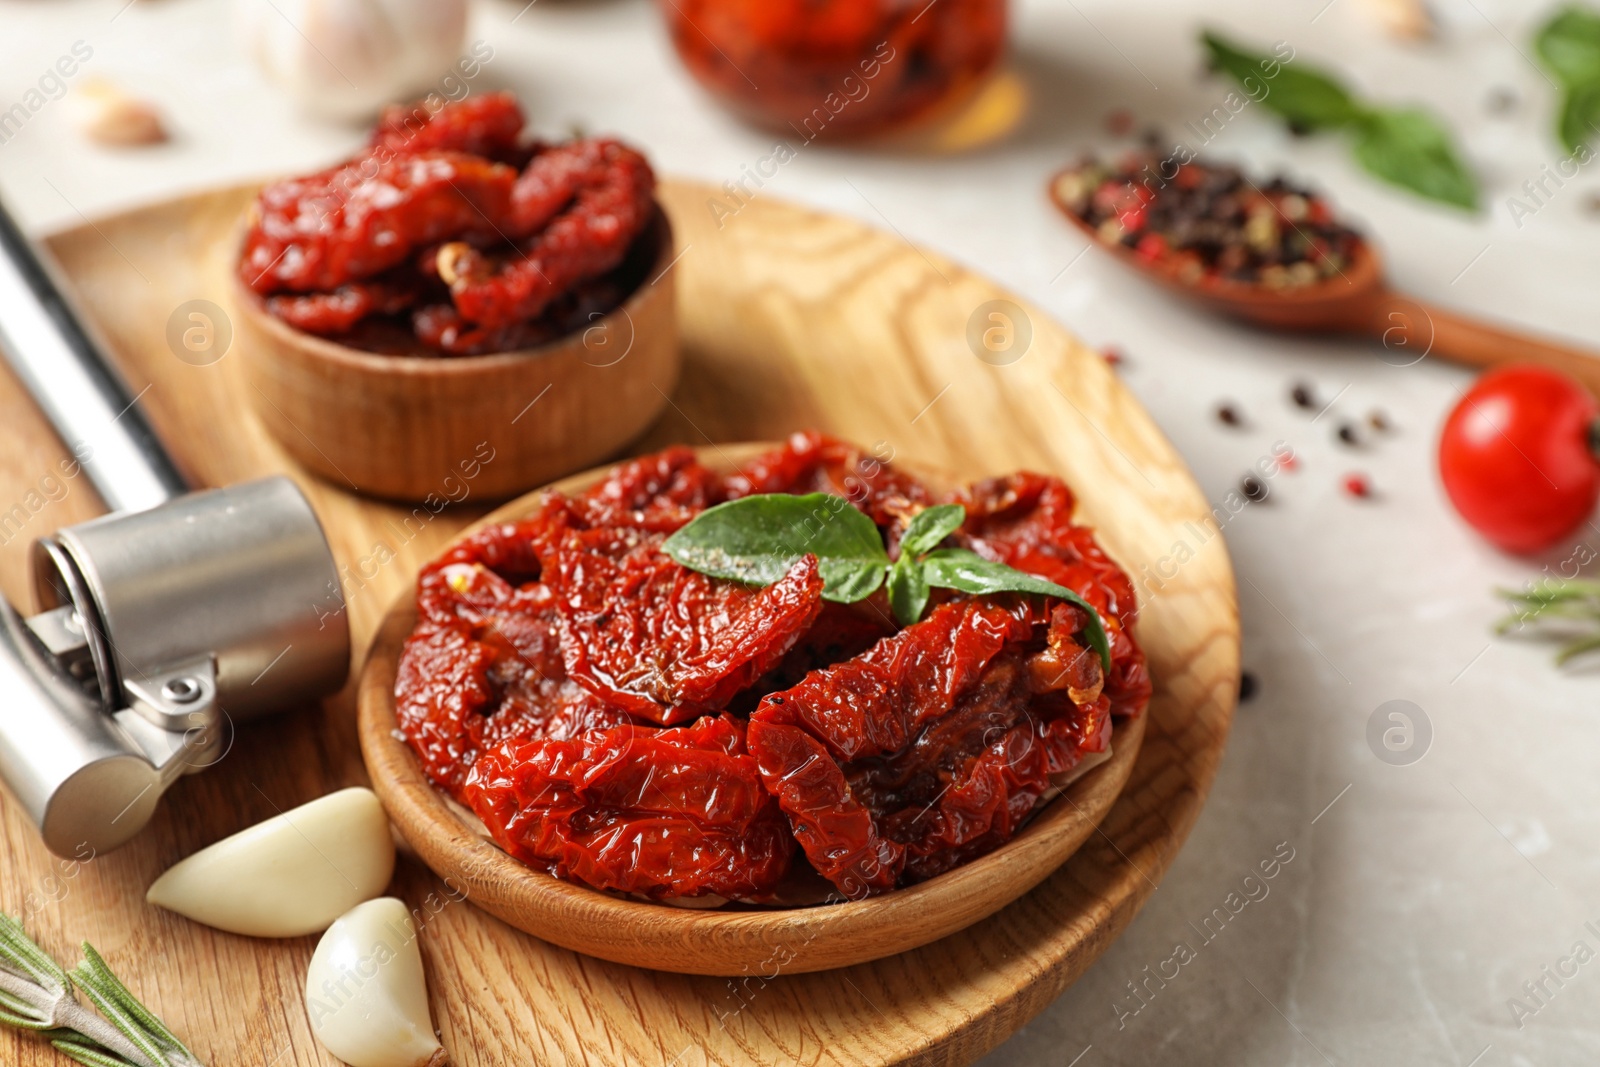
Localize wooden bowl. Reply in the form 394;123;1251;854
357;443;1148;976
233;209;680;504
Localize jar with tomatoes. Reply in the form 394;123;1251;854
657;0;1007;137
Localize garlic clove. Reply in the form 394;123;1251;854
1359;0;1435;40
147;787;395;937
67;79;168;146
306;898;445;1067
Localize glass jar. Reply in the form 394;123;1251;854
659;0;1008;138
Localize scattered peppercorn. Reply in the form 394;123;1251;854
1291;382;1317;409
1367;409;1390;432
1238;671;1258;703
1216;402;1243;427
1276;452;1299;473
1049;153;1364;289
1241;475;1269;502
1101;345;1126;367
1343;473;1371;498
1336;421;1360;446
1585;191;1600;217
1106;108;1134;136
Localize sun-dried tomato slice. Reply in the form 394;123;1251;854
369;92;528;161
749;596;1110;895
395;620;631;800
547;529;824;724
397;509;636;798
241;152;518;295
725;431;933;533
955;471;1134;621
264;274;427;336
569;445;724;533
749;599;1028;894
733;600;896;710
955;471;1152;719
440;139;656;328
464;716;794;899
859;670;1112;882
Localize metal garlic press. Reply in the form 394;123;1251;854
0;198;350;856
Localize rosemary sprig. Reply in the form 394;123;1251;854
1496;579;1600;665
0;913;202;1067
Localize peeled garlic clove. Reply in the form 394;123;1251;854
307;898;445;1067
147;787;395;937
1359;0;1434;40
67;79;168;146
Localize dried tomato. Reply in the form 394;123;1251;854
241;152;517;296
369;91;528;162
568;445;724;533
546;529;824;724
735;600;895;708
464;716;794;900
397;512;636;798
439;139;657;329
264;275;425;336
955;471;1152;719
726;431;932;532
394;436;1149;900
239;94;658;356
748;597;1108;895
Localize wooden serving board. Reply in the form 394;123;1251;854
0;179;1239;1067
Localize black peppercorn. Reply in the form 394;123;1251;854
1241;475;1269;502
1291;382;1316;409
1239;671;1258;703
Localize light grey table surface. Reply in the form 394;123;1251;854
2;1;1597;1064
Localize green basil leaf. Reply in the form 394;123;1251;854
1202;31;1363;131
662;493;888;603
899;504;966;560
1536;6;1600;88
1352;109;1479;210
887;558;931;628
921;548;1111;670
1559;82;1600;154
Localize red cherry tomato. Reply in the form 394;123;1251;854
1438;365;1600;553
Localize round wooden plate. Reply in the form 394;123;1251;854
8;178;1239;1067
357;446;1150;976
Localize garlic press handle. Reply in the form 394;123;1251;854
0;194;187;514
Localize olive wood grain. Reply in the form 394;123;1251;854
358;445;1148;976
0;178;1238;1067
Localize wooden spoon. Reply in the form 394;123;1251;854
1053;185;1600;394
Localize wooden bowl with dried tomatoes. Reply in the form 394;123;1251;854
230;92;680;504
357;437;1150;976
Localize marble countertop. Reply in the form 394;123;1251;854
2;0;1597;1063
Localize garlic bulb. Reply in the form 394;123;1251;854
147;787;395;937
307;898;445;1067
235;0;469;120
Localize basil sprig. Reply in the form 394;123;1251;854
1535;7;1600;153
1201;31;1479;210
661;494;1111;669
